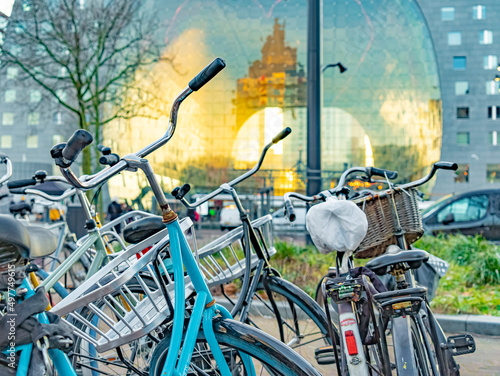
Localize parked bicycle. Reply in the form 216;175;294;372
284;163;476;376
45;57;322;376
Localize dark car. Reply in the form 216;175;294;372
421;189;500;241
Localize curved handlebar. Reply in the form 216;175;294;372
62;129;93;167
367;167;398;180
99;153;120;167
284;199;296;222
175;127;293;209
0;157;12;186
54;58;227;190
189;58;226;91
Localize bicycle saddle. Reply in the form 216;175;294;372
123;216;166;244
0;215;57;263
365;248;429;276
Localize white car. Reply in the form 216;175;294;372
220;205;242;231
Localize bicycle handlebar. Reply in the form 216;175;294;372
52;58;226;190
283;161;457;222
7;178;36;189
174;127;293;209
61;129;93;167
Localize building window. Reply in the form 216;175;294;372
2;113;14;126
455;164;469;183
26;135;38;149
28;112;39;125
56;90;67;101
473;5;486;20
441;7;455;21
486;81;500;95
53;112;63;124
457;107;469;119
484;55;498;70
22;0;32;11
479;30;493;45
453;56;466;70
1;136;12;149
488;106;500;119
6;67;18;80
490;131;498;146
29;90;41;103
448;32;462;46
4;90;16;103
457;132;470;145
53;135;64;145
455;81;469;95
487;164;500;183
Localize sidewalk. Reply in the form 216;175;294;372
436;314;500;336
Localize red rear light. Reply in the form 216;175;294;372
345;330;358;356
136;246;152;259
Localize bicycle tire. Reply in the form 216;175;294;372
411;318;432;376
149;317;323;376
231;274;337;374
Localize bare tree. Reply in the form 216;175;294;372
0;0;169;175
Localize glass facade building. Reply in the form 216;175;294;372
104;0;442;199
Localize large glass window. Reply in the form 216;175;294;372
486;81;500;95
479;30;493;45
2;113;14;126
448;32;461;46
455;164;469;183
453;56;466;70
455;81;469;95
437;195;488;223
1;136;12;149
441;7;455;21
53;135;64;145
487;164;500;183
484;55;498;70
26;135;38;149
457;132;470;145
457;107;469;119
473;5;486;20
53;111;63;124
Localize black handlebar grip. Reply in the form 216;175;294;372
99;154;120;166
434;161;458;171
171;186;181;199
62;129;93;165
0;152;8;162
7;178;36;189
179;183;191;199
97;144;111;155
284;200;296;222
369;167;398;180
188;58;226;91
272;127;292;144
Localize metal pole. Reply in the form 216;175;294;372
307;0;322;197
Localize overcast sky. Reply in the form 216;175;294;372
0;0;15;16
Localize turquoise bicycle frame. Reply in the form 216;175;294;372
3;279;77;376
159;219;256;376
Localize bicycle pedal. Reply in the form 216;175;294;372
314;346;338;365
441;334;476;356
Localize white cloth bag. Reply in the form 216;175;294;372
306;197;368;254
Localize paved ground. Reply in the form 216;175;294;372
452;333;500;375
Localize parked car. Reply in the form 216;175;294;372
421;189;500;241
219;205;242;231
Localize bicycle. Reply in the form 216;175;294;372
284;163;476;375
48;57;322;376
171;132;336;373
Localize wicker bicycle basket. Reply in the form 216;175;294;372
352;187;424;259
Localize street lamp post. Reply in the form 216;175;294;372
306;0;322;197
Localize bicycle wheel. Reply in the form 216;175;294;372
149;317;322;376
233;274;336;374
410;318;432;376
70;277;160;376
